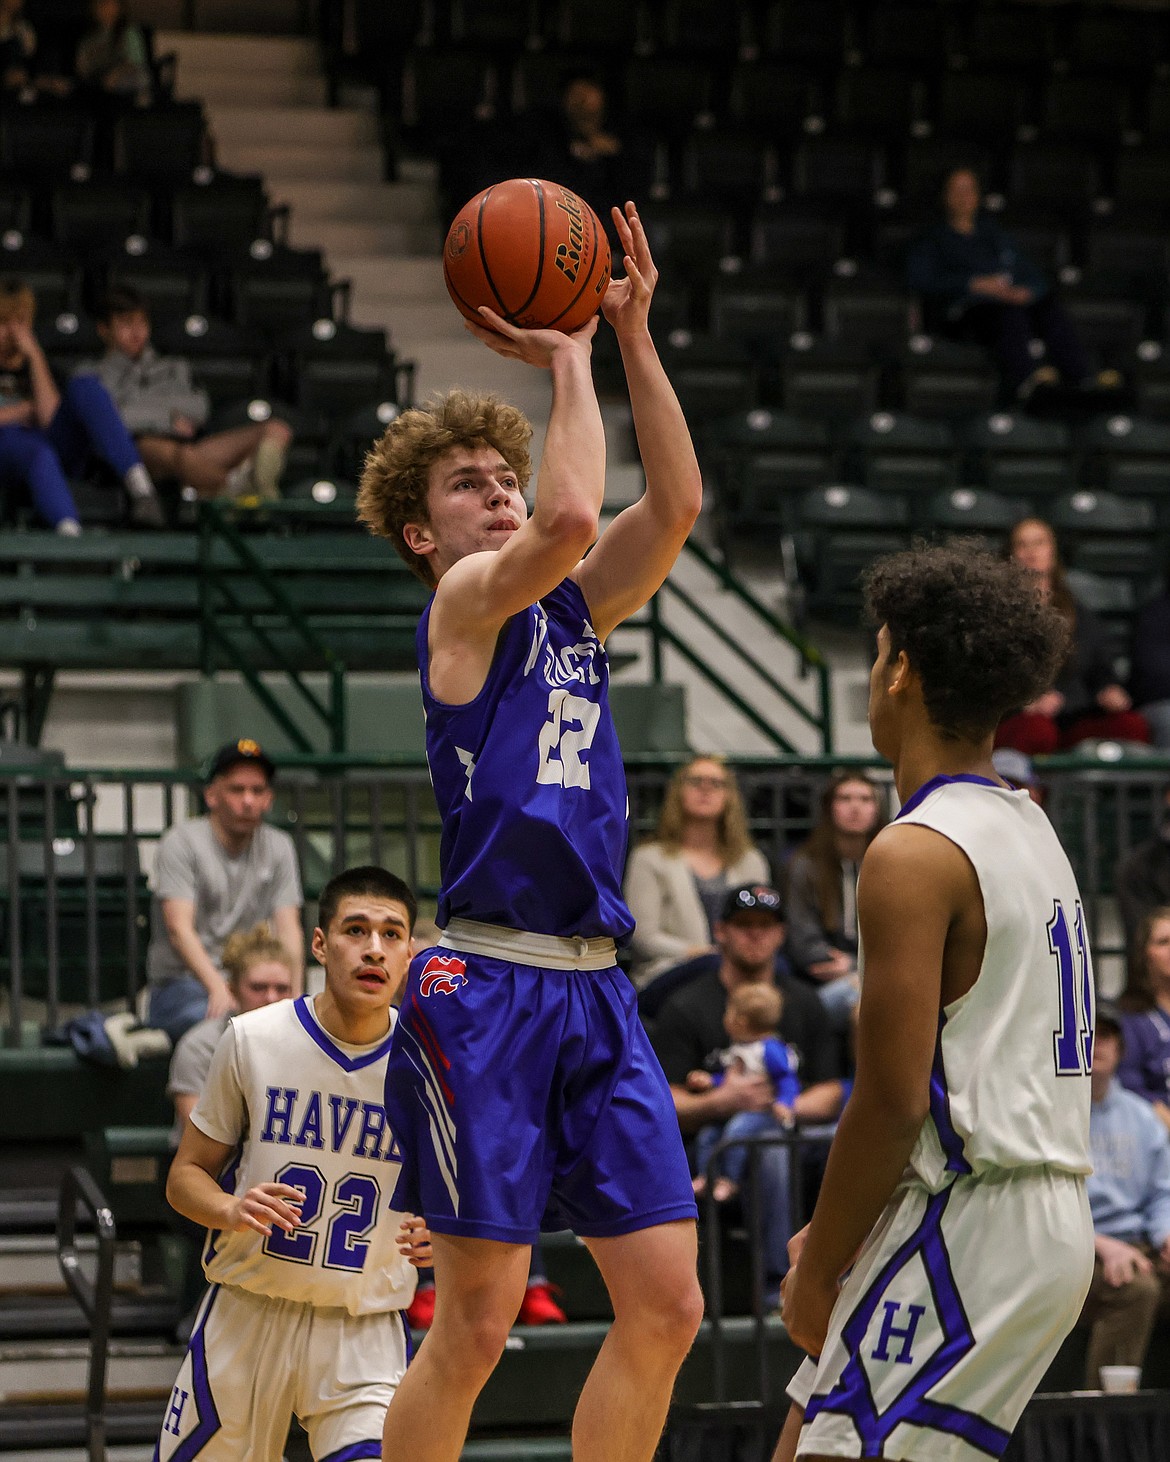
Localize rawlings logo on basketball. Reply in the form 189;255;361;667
419;954;468;997
553;190;585;284
447;221;471;259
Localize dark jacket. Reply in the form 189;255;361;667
1131;592;1170;709
906;216;1048;320
1056;601;1120;724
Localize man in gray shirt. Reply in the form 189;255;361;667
146;739;304;1041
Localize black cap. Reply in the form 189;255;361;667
205;738;276;784
1095;1000;1123;1039
721;883;785;923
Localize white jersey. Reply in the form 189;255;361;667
891;774;1093;1188
190;995;417;1316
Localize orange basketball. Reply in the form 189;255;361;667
443;178;612;333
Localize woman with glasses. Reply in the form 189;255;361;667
625;755;770;989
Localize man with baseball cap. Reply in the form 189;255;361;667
145;739;303;1043
650;883;848;1302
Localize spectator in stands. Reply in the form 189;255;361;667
651;884;847;1303
907;167;1116;401
1118;905;1170;1134
1131;582;1170;749
91;287;291;502
74;0;149;100
689;982;801;1202
1079;1004;1170;1389
1117;786;1170;953
785;772;886;1029
994;518;1150;753
0;0;35;93
167;923;297;1140
534;76;643;245
0;279;163;529
145;738;304;1044
625;756;771;989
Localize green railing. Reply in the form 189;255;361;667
197;502;348;753
629;538;833;755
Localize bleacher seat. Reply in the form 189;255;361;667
1060;289;1146;361
749;205;847;279
168;174;270;256
151;314;271;406
789;136;888;208
1066;10;1164;79
1125;342;1170;420
1079;415;1170;507
728;63;823;139
843;411;958;499
708;408;836;543
926;486;1030;541
959;7;1053;73
898;139;996;209
36;310;103;380
961;412;1072;502
449;0;539;48
1;105;94;181
1006;144;1102;214
329;400;401;482
1038;75;1132;146
934;70;1032;146
658;333;759;424
797;483;911;619
226;242;330;335
658;0;745;57
639;204;735;283
894;337;999;419
50;181;152;252
709;273;807;364
620;56;714;138
780;336;879;420
821;277;917;351
112;103;206;184
861;2;952;69
0;183;31;234
680;130;778;211
1143;78;1170;146
554;0;646;54
760;0;851;68
401;49;499;136
1111;150;1170;214
1049;489;1160;582
0;234;81;316
275;319;397;415
832;67;925;138
96;237;210;324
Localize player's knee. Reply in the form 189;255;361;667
619;1270;704;1353
432;1301;515;1376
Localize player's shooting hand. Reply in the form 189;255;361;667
227;1182;303;1237
1096;1233;1152;1287
601;201;657;337
464;306;598;368
780;1257;837;1354
396;1214;434;1268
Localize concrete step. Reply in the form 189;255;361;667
0;1338;180;1402
290;217;441;257
328;254;447;303
205;104;377;148
175;69;327;108
0;1236;140;1294
222;144;384;183
350;298;466;345
155;32;318;73
271;179;437;225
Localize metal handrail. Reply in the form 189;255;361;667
198;502;347;752
702;1126;837;1407
57;1165;117;1462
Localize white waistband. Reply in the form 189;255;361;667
438;918;617;971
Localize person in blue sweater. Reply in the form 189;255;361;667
1118;905;1170;1134
906;167;1113;401
1080;1004;1170;1387
688;981;804;1201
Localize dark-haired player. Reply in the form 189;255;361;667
358;203;704;1462
776;542;1095;1462
160;866;429;1462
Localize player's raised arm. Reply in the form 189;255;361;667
571;202;703;642
780;823;978;1356
430;313;606;638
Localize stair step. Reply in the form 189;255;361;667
206;104;377;148
0;1337;181;1403
271;179;437;225
155;32;318;72
328;255;447;303
176;70;327;107
223;144;384;183
0;1291;179;1342
289;217;442;257
350;299;466;344
0;1190;57;1234
0;1235;140;1292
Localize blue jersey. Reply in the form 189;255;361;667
419;576;634;941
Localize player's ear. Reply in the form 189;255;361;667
310;925;327;966
887;648;914;695
402;520;436;558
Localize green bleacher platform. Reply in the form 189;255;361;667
0;1048;170;1142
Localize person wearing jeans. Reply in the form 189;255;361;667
0;279;162;529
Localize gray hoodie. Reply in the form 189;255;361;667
81;345;210;437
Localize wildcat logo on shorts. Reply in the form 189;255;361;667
419;954;468;997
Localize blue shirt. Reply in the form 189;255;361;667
1088;1079;1170;1249
1118;1007;1170;1107
419;577;634;941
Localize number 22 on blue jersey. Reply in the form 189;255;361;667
1048;899;1093;1078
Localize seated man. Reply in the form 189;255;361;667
650;884;848;1305
1079;1003;1170;1388
91;286;291;501
145;739;303;1043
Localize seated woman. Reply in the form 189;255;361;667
907;167;1116;401
995;518;1149;753
74;0;150;100
624;755;770;989
784;771;885;1028
0;279;162;530
1118;905;1170;1136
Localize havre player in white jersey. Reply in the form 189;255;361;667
160;865;430;1462
776;543;1096;1462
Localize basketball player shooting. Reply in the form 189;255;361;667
774;543;1096;1462
357;200;705;1462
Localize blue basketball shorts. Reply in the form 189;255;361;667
383;946;699;1243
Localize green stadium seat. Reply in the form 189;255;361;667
608;684;690;757
0;1047;170;1141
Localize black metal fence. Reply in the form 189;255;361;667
1;755;1167;1042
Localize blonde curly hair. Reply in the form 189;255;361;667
220;922;297;992
356;389;533;585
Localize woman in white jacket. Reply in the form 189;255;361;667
625;755;770;988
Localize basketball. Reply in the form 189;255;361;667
443;178;612;333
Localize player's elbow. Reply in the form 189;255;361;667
544;502;600;555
